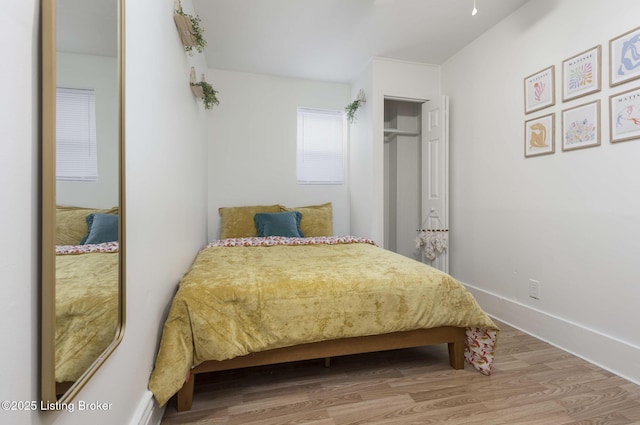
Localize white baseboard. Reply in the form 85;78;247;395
462;281;640;386
129;390;165;425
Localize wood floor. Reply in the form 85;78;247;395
160;320;640;424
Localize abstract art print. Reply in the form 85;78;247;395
524;113;555;158
610;87;640;143
562;100;600;151
562;45;601;101
524;66;555;114
610;26;640;87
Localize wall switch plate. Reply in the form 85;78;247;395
529;279;540;299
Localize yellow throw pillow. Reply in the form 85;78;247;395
218;204;282;239
280;202;333;237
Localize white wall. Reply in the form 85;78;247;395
118;0;209;422
57;52;119;208
0;0;209;423
0;2;40;424
348;62;374;238
207;69;351;241
373;58;441;102
442;0;640;384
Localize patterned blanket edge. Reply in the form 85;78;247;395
206;235;378;249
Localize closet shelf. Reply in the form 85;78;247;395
383;128;420;137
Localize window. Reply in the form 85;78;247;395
296;108;345;184
56;87;98;182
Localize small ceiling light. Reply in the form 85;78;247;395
472;0;478;16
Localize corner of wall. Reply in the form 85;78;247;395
128;391;165;425
462;281;640;386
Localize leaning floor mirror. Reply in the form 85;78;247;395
41;0;125;404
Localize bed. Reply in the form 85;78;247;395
148;203;499;411
54;206;120;392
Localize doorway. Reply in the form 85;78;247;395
383;96;449;272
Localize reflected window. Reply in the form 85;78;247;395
56;87;98;182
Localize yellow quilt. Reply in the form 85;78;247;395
149;237;498;406
55;243;119;383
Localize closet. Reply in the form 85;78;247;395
383;96;449;273
383;98;422;258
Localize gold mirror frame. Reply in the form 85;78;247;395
41;0;125;404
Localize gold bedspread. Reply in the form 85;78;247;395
55;247;119;383
149;238;497;406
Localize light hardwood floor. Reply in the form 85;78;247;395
160;320;640;424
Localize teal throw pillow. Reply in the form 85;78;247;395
254;211;304;238
81;213;119;244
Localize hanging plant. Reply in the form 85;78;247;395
345;99;363;123
345;89;367;123
190;68;219;109
192;81;219;109
174;1;207;56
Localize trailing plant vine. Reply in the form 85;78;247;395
175;5;207;55
345;99;364;123
191;81;219;109
345;90;367;123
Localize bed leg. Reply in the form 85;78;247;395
448;341;465;369
176;372;195;412
324;357;331;368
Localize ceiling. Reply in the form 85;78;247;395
192;0;529;83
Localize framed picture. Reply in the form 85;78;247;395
524;113;555;157
562;45;601;101
524;66;555;114
610;86;640;143
561;100;600;151
610;26;640;87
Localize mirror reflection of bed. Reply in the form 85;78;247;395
54;206;120;395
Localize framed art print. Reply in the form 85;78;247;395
562;45;601;101
610;86;640;143
562;100;600;151
524;66;555;114
524;113;555;157
610;26;640;87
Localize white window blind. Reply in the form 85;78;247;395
296;108;345;184
56;87;98;182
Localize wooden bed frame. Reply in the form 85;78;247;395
175;325;466;411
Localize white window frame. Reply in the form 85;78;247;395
56;87;98;182
296;107;346;185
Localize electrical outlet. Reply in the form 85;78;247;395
529;279;540;300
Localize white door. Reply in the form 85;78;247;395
421;96;449;273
